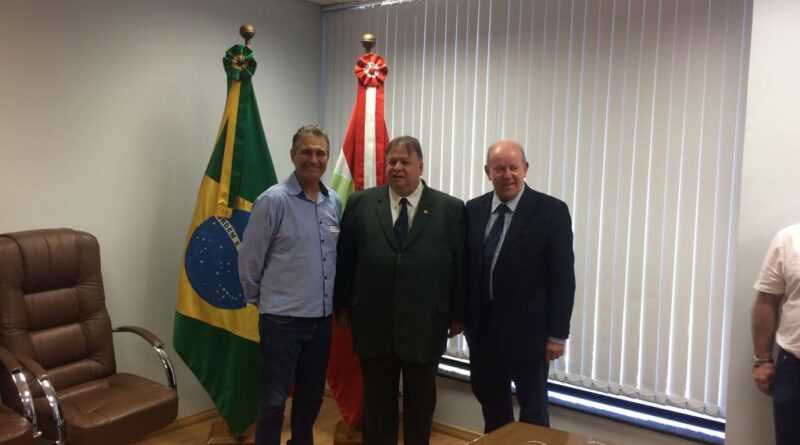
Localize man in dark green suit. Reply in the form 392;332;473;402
333;136;466;445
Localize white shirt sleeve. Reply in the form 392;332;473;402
754;231;786;295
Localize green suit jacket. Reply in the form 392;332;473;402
333;185;466;363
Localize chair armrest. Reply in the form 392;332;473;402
0;347;39;437
14;355;63;442
114;325;164;348
14;356;46;379
0;347;22;374
113;326;177;390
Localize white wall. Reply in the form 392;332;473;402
3;0;798;443
725;0;800;444
0;0;320;417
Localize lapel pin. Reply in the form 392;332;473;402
423;209;428;214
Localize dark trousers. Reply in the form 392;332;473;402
774;347;800;445
360;355;439;445
256;313;332;445
468;314;550;433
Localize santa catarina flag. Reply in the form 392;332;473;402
327;52;389;428
173;44;277;436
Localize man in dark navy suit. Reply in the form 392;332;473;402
465;140;575;433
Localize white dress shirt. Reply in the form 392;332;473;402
389;181;424;227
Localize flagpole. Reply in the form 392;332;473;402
330;31;390;445
240;24;255;49
331;38;376;443
361;32;375;53
177;20;277;445
332;36;375;444
205;26;260;445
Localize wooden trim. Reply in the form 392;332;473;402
145;408;220;437
326;386;480;441
207;419;255;445
432;420;481;441
162;389;482;443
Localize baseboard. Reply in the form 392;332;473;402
147;408;220;436
161;390;482;442
325;387;481;441
431;420;481;441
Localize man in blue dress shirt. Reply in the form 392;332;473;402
239;125;342;445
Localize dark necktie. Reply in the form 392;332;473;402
483;204;510;300
394;197;409;246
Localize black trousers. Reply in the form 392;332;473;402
468;314;550;433
359;355;439;445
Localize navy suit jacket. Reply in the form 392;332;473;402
464;185;575;361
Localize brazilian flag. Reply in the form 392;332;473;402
173;44;277;436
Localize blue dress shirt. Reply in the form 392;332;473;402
238;173;341;317
485;188;523;297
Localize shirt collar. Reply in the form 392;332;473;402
491;186;524;214
389;180;424;209
287;173;329;201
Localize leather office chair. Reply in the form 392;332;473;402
0;405;32;445
0;229;178;445
0;347;34;445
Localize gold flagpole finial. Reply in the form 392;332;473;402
240;24;255;49
361;33;376;54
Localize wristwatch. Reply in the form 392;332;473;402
752;355;774;367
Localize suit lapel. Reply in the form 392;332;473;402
403;186;434;248
471;193;493;250
374;187;400;251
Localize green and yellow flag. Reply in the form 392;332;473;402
173;44;277;436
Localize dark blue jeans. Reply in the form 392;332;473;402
256;314;332;445
774;347;800;445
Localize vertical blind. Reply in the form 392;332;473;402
322;0;751;418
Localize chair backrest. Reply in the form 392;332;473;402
0;229;116;391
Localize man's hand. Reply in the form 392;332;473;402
545;341;565;361
752;363;775;396
335;309;352;329
751;291;782;395
448;321;465;338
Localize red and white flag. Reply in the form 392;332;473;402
327;52;390;428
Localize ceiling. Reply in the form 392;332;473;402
306;0;373;6
307;0;363;5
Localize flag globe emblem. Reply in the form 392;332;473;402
231;54;249;71
184;211;250;309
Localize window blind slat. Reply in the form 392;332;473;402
322;0;750;417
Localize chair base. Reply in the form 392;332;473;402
207;419;255;445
